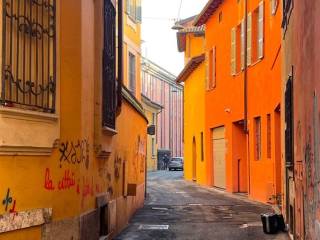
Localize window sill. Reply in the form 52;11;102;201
102;126;118;136
248;58;263;68
126;15;137;32
0;106;58;123
0;106;60;156
206;87;216;92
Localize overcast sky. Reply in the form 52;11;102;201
141;0;208;76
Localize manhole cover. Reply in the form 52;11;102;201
138;225;170;230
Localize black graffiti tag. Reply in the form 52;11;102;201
59;140;90;169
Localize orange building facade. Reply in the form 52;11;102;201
190;0;282;204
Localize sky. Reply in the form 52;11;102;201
141;0;208;76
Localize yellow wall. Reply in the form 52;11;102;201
0;0;146;239
142;103;160;172
182;34;207;185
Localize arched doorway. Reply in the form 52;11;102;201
192;137;197;181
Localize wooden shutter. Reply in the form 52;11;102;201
247;13;252;66
136;0;142;22
258;1;264;59
231;27;236;76
241;19;245;70
206;52;209;89
212;46;216;88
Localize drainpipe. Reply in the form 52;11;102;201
243;0;251;194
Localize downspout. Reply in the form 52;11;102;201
243;0;250;194
117;0;123;113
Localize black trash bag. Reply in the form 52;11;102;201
261;213;279;234
277;214;286;232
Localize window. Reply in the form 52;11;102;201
208;46;216;89
254;117;262;160
282;0;292;30
152;138;156;157
219;12;223;23
152;113;156;125
1;0;56;113
126;0;142;23
129;52;136;94
267;114;271;158
249;1;264;63
270;0;278;15
102;0;117;129
231;20;245;75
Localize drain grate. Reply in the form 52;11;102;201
138;225;170;230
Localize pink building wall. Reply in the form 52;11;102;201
141;58;184;157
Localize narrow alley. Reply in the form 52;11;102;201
116;171;289;240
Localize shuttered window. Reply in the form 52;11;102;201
209;46;216;89
270;0;278;15
241;19;245;70
255;117;262;160
258;1;264;59
129;52;136;94
136;0;142;22
267;114;271;158
247;13;252;66
230;27;236;75
251;1;264;63
126;0;142;23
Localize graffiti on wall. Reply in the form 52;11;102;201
2;188;17;217
59;139;90;169
136;136;146;173
114;156;122;180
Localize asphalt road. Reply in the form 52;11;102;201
115;171;289;240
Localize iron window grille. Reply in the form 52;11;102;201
282;0;293;31
1;0;56;113
102;0;116;129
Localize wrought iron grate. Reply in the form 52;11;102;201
102;0;116;129
1;0;56;113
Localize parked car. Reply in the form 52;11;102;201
168;157;184;171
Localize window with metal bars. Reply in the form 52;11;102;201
282;0;293;30
1;0;56;113
102;0;116;129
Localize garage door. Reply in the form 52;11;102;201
213;127;226;189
